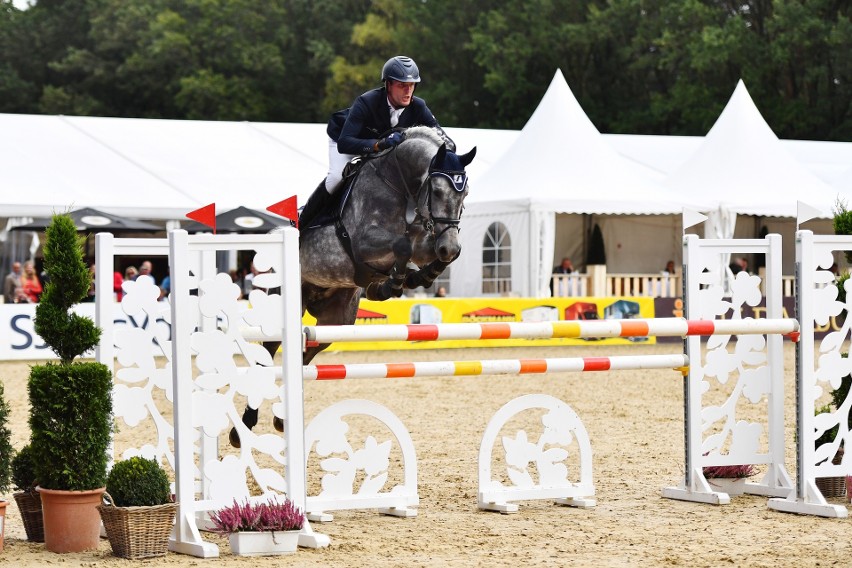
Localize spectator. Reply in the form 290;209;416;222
3;261;22;303
228;269;244;299
659;260;677;296
20;260;43;303
13;286;32;304
84;263;96;302
243;263;259;296
159;269;171;301
138;260;155;284
113;270;124;301
553;257;574;274
550;257;574;296
729;257;746;275
434;286;447;298
125;265;138;282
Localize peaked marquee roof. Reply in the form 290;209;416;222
466;69;708;215
664;80;840;218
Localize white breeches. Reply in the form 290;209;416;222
326;137;355;193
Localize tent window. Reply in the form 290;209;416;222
482;222;511;294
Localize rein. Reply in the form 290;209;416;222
370;148;464;240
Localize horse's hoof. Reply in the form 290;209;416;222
405;273;422;289
273;416;284;432
228;427;241;448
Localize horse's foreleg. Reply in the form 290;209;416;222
365;238;412;301
229;340;283;447
405;258;452;290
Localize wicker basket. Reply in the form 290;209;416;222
13;490;44;542
816;449;846;498
98;494;177;559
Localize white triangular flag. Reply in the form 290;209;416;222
797;201;824;227
682;208;708;232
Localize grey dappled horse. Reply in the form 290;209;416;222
230;126;476;446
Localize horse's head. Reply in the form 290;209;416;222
421;142;476;262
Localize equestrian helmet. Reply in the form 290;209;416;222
381;56;421;83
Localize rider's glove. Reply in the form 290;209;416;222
374;132;403;152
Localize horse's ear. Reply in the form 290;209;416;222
435;143;448;166
459;146;477;167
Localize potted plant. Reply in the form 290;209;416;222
98;456;177;559
703;463;756;496
11;444;43;542
813;367;851;498
28;213;114;553
0;381;13;551
210;497;304;556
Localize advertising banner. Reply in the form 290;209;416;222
305;296;657;352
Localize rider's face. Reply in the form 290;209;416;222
387;80;416;109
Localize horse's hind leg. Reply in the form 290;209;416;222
304;286;361;364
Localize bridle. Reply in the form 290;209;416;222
373;145;468;244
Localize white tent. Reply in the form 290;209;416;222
662;80;842;273
0;114;200;219
3;81;852;294
664;80;840;235
454;69;710;298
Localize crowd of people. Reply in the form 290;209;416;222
3;260;42;304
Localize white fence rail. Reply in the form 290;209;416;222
551;272;680;298
553;271;798;298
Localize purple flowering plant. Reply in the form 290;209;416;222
702;463;756;479
209;497;304;534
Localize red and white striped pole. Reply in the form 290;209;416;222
302;318;799;345
300;353;690;381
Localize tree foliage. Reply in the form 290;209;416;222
0;0;849;139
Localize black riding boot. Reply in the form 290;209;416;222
299;179;332;232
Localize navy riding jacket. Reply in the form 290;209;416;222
327;87;440;155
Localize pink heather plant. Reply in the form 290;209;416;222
702;463;756;479
210;498;304;534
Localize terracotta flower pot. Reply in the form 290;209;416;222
38;487;106;553
0;500;7;551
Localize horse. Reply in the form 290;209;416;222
230;126;476;446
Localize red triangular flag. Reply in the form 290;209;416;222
187;203;216;234
267;196;299;228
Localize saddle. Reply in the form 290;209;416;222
309;157;365;229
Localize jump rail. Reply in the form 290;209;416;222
299;354;690;380
300;318;799;344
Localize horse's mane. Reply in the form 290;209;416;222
403;125;445;146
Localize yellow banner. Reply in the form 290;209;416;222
302;297;656;351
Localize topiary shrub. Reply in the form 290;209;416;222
33;214;101;364
11;443;37;492
27;213;113;492
106;457;171;507
0;381;13;495
833;197;852;264
29;363;113;490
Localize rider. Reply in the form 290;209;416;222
299;55;444;231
